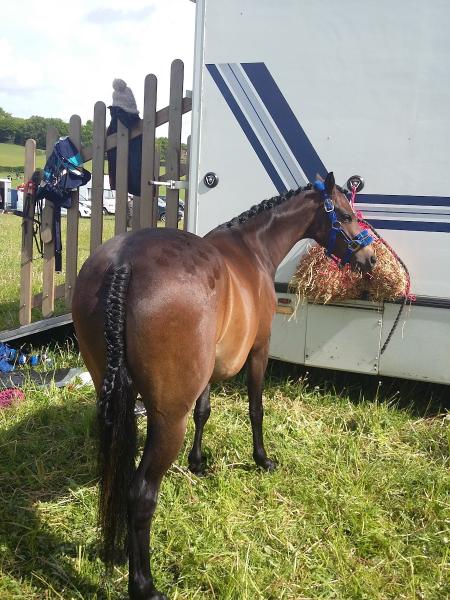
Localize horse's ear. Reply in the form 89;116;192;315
324;172;335;194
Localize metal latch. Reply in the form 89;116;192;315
150;179;188;190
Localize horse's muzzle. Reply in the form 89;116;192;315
354;249;377;273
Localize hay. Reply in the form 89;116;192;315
290;239;409;304
366;242;409;302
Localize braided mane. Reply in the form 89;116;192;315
219;183;313;229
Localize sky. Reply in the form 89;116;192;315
0;0;196;134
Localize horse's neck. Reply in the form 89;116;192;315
240;193;319;277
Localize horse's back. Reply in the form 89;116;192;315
74;227;225;312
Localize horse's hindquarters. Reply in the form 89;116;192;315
125;277;219;417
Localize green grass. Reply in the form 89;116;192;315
0;142;46;166
0;143;46;188
0;352;448;600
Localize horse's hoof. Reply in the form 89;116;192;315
128;582;168;600
188;462;207;476
257;458;277;472
131;591;167;600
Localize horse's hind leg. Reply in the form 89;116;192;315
128;411;188;600
188;384;211;475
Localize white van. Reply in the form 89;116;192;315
0;179;11;211
79;175;117;214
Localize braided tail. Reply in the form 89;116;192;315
97;264;136;567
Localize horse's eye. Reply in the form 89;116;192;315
342;213;352;223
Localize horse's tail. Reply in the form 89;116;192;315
97;263;136;568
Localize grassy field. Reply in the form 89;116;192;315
0;143;46;188
0;351;448;600
0;142;47;168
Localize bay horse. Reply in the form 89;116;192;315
72;172;376;599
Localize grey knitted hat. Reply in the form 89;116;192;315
112;79;139;114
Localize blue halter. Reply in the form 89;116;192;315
314;180;373;266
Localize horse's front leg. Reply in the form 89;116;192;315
247;342;277;471
128;413;188;600
188;384;211;475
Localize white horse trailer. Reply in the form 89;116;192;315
188;0;450;385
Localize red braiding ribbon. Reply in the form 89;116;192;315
350;181;370;231
25;180;36;195
350;181;357;209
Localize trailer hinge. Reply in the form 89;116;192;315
150;179;188;190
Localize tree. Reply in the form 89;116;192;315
156;137;168;161
0;115;18;143
22;116;48;148
81;120;93;146
47;118;69;140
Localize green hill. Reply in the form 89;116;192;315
0;142;46;187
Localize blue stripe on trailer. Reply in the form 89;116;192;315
361;209;450;217
225;63;305;189
367;219;450;233
241;62;327;182
209;61;450;216
363;211;450;218
206;64;287;194
358;194;450;207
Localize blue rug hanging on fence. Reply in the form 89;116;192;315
107;106;142;196
37;137;91;271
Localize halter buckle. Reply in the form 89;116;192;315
348;239;361;252
324;199;334;213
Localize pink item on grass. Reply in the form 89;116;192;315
0;388;25;408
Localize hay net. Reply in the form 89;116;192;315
290;237;409;304
290;187;411;305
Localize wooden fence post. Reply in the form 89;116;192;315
165;59;184;228
140;74;158;229
91;101;106;253
115;120;129;235
19;139;36;326
42;126;58;318
65;115;81;308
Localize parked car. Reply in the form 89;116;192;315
157;196;184;222
78;200;92;218
62;195;184;222
78;177;117;214
78;191;117;215
101;190;117;214
61;199;92;218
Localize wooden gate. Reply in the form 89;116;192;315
18;60;191;328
